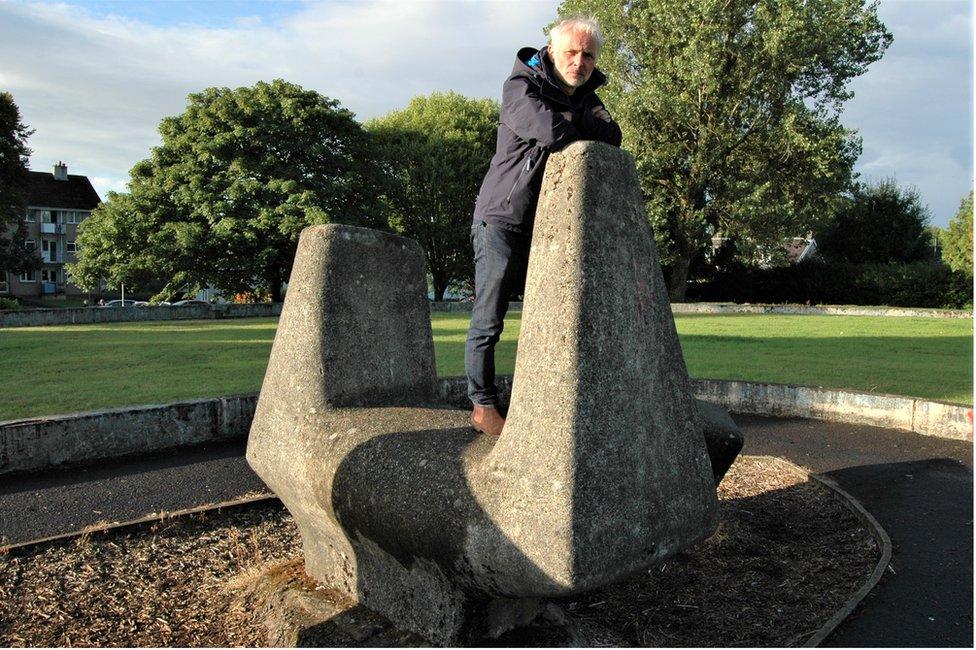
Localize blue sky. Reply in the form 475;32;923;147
1;0;972;227
40;0;305;27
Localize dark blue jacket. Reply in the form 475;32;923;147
473;45;622;233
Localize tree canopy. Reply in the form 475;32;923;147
0;91;40;278
70;79;386;301
817;178;932;264
941;191;973;275
556;0;891;299
367;92;499;300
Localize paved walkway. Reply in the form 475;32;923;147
1;415;972;646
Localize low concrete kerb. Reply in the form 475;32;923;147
428;302;972;319
0;303;282;329
0;378;970;477
804;471;893;647
3;301;967;329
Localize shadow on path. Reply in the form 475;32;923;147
740;414;973;647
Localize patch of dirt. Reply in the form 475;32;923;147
0;456;878;647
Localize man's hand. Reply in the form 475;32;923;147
573;103;622;147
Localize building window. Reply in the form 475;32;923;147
25;239;36;251
41;210;56;224
42;239;59;262
25;209;37;222
41;268;60;283
67;241;77;254
20;269;36;283
0;273;8;293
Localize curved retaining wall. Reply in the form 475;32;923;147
0;377;969;476
0;302;282;328
427;302;971;318
3;301;968;328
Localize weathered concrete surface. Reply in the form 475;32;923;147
911;399;974;441
247;143;721;645
0;395;256;475
490;141;719;590
0;302;281;329
693;379;973;442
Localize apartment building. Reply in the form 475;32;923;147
2;162;101;298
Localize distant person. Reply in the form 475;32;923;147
97;298;105;307
465;16;622;436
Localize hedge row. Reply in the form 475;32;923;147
687;260;973;309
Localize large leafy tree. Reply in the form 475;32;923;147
367;92;499;300
817;178;932;264
556;0;891;299
71;79;386;301
941;191;973;275
0;92;40;278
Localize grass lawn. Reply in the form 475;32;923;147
1;313;971;421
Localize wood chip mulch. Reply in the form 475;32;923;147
0;455;879;647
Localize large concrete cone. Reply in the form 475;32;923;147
471;140;718;589
247;141;720;646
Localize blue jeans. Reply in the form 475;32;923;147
465;221;531;407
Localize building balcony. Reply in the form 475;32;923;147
40;223;66;235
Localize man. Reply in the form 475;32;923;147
465;16;622;436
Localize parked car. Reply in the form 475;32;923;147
102;299;140;307
172;299;210;306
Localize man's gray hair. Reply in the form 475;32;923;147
549;16;605;50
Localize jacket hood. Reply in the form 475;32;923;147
514;45;608;99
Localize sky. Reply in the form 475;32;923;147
0;0;972;228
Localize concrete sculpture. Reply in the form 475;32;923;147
247;141;740;644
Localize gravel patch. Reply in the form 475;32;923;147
0;455;878;646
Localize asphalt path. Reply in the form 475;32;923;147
739;415;973;648
0;415;972;647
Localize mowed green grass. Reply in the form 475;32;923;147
0;312;971;421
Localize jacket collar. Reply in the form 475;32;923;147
515;45;607;107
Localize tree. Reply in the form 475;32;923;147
70;80;387;302
817;179;932;264
0;92;40;278
366;93;499;300
941;191;973;275
556;0;891;299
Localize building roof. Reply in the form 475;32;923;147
26;171;102;210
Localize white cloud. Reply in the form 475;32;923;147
843;0;973;225
2;0;557;192
89;175;128;200
1;0;971;226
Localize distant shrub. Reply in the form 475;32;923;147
818;179;933;264
688;260;972;309
0;297;21;310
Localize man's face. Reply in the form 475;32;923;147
548;30;598;92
